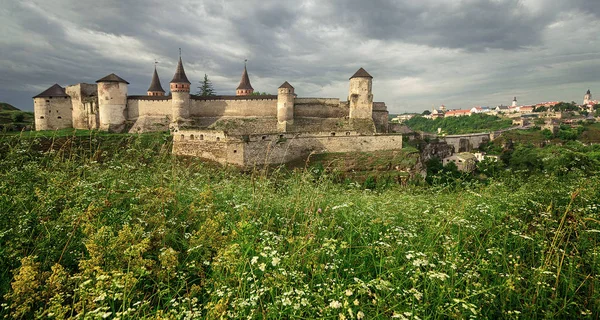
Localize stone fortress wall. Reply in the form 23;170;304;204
172;130;403;167
33;57;402;166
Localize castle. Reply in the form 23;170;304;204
33;55;402;166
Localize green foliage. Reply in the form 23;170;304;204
405;114;513;135
1;133;599;318
421;110;431;115
250;91;272;96
11;113;25;123
552;102;579;112
197;74;216;96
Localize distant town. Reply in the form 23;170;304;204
392;89;598;126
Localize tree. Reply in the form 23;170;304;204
422;110;431;115
197;74;216;96
250;91;272;96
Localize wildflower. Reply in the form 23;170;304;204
330;300;342;309
251;256;258;265
258;263;266;272
272;257;281;266
353;299;360;306
339;313;346;320
345;289;353;296
357;311;365;319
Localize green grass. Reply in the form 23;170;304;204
0;134;599;319
405;114;513;135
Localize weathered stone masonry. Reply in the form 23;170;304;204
33;55;402;166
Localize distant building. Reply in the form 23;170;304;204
443;152;477;172
512;97;517;107
445;109;471;117
584;89;592;105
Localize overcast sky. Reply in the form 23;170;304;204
1;0;599;113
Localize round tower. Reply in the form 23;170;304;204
348;67;373;119
236;62;254;96
512;96;517;107
584;89;592;105
96;73;129;132
277;81;295;132
147;64;165;96
170;54;191;123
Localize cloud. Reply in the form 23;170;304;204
0;0;599;113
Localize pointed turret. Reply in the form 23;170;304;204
170;51;191;123
147;66;165;96
587;89;591;95
170;56;191;87
236;62;254;96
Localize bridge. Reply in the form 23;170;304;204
420;125;531;153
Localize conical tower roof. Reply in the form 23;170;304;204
278;81;294;89
236;64;253;90
170;57;191;84
350;67;373;79
513;97;517;101
33;84;68;98
96;73;129;84
148;67;165;92
587;89;591;94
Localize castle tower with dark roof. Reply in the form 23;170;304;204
96;73;129;132
147;65;165;96
33;84;72;130
512;96;517;107
348;67;373;119
236;62;254;96
170;52;191;123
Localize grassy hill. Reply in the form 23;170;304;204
0;102;20;111
0;133;598;318
0;102;34;131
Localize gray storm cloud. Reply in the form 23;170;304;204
0;0;599;112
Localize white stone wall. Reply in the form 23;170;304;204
34;97;73;131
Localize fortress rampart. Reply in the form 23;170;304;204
33;58;400;166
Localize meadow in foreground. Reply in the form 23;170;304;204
0;132;598;319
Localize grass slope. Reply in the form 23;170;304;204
0;133;598;319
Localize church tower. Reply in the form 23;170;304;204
584;89;592;105
170;52;191;123
236;62;254;96
147;64;165;96
512;97;517;107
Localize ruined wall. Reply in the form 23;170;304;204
372;102;389;133
126;97;172;120
33;96;73;131
190;96;277;117
66;83;98;130
293;98;348;118
173;131;403;167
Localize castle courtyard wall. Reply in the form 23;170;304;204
190;97;277;117
127;97;172;120
293;98;348;118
